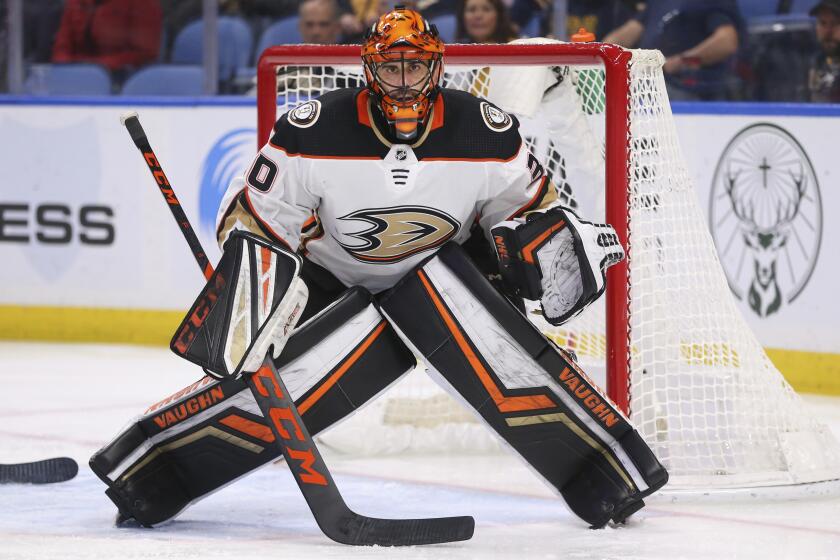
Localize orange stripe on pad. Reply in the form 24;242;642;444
260;246;272;314
220;414;275;443
301;215;317;230
521;220;565;265
416;270;555;413
298;321;388;415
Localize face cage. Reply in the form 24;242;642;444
363;52;442;108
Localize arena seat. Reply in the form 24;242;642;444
745;14;817;101
788;0;820;15
121;65;205;96
24;64;111;96
171;17;253;81
256;16;302;56
430;14;456;43
738;0;778;20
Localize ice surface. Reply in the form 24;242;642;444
1;342;839;560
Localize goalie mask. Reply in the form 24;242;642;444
362;6;444;141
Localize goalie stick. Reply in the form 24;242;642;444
0;457;78;484
119;112;475;546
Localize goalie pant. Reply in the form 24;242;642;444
90;244;667;528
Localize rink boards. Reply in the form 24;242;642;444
0;97;837;394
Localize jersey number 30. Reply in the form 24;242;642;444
247;154;279;193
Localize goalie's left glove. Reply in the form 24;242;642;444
491;207;624;326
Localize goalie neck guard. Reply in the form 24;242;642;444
362;6;444;141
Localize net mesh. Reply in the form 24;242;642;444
624;51;840;487
263;49;840;490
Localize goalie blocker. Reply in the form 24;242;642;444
379;243;667;527
170;230;309;379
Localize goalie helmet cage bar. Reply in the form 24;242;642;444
255;43;840;496
256;43;634;412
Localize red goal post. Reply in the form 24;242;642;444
256;42;635;412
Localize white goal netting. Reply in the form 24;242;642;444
261;45;840;493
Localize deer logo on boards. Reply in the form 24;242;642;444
710;123;822;317
288;100;321;128
480;101;513;132
336;206;460;263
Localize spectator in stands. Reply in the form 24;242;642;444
603;0;742;100
565;0;638;40
339;0;392;43
52;0;162;80
456;0;518;43
299;0;344;44
808;0;840;102
22;0;65;64
509;0;552;36
508;0;637;39
414;0;457;19
261;0;360;96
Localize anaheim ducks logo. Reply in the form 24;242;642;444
337;206;460;263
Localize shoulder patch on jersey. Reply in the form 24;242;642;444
479;101;513;132
288;100;321;128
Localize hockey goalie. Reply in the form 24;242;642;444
90;6;668;533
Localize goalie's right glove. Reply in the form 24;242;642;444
491;207;624;326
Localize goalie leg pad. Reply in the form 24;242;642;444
379;243;667;528
90;287;416;527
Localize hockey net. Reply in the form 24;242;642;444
255;43;840;494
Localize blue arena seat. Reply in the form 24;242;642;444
521;15;540;38
24;63;111;95
430;14;456;43
256;17;302;56
789;0;820;15
746;13;817;101
121;65;204;96
738;0;778;20
171;17;253;80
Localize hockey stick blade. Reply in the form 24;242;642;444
0;457;79;484
247;356;475;546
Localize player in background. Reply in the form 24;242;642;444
91;6;668;531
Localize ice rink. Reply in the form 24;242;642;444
1;341;839;560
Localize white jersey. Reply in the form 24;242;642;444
217;87;557;293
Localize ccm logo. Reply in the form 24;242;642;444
0;203;114;245
253;365;328;486
143;152;179;205
172;273;226;355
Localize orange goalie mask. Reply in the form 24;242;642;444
362;6;444;141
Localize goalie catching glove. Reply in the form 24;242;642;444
492;206;624;325
170;230;308;379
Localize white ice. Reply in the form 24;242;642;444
1;342;839;560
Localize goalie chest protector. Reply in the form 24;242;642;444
251;87;542;293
